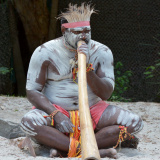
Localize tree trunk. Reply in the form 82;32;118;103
48;0;59;40
12;0;50;53
9;2;26;96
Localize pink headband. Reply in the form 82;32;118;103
62;21;90;28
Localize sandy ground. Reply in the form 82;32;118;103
0;96;160;160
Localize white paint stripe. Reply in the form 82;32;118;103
26;37;114;109
126;112;134;127
110;106;116;117
134;123;140;132
30;114;42;126
28;111;44;125
132;120;144;134
121;111;130;126
117;110;124;124
24;121;35;131
132;115;139;127
20;124;37;136
34;111;48;125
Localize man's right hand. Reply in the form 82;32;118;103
77;42;88;57
54;112;75;133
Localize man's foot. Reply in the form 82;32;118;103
50;149;59;157
99;148;118;159
50;148;68;158
121;135;139;149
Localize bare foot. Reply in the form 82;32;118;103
50;149;59;158
50;148;68;158
99;148;118;159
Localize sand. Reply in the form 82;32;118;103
0;96;160;160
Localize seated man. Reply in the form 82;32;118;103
20;3;143;159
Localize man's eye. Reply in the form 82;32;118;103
75;31;81;34
85;30;90;33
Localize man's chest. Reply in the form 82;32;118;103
47;52;77;81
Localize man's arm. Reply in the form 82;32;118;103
87;71;113;100
26;47;57;114
87;48;114;100
26;47;74;133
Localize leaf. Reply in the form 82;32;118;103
155;63;160;66
149;66;155;70
146;75;154;78
145;66;151;71
117;71;121;75
144;71;152;75
0;67;10;75
115;61;123;68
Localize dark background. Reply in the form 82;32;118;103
0;0;160;102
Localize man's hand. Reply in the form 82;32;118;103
54;112;75;133
77;42;88;57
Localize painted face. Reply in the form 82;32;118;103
64;26;91;49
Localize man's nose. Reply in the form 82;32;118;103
80;33;86;40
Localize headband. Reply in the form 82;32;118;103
62;21;90;28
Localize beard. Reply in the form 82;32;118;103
64;30;91;49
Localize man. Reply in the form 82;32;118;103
20;3;143;159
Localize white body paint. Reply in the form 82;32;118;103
115;106;144;133
20;109;50;136
24;34;143;136
64;26;91;49
26;36;115;110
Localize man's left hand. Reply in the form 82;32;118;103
77;42;88;57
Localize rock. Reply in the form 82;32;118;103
0;118;25;139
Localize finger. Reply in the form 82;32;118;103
56;124;65;133
81;43;87;46
78;44;87;48
77;49;88;55
58;126;65;133
62;125;70;133
61;121;70;133
78;46;88;50
71;123;75;127
66;123;74;133
78;48;87;52
80;45;87;49
67;119;75;127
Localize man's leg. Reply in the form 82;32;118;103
20;109;70;155
20;109;118;158
21;109;115;158
95;105;144;149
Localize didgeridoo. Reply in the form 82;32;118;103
77;41;100;160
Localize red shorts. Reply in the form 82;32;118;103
52;101;109;130
32;101;109;130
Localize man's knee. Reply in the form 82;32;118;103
128;114;144;134
20;109;49;136
132;117;144;134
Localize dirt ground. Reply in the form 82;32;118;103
0;96;160;160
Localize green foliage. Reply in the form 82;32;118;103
109;62;132;102
144;52;160;98
0;67;12;75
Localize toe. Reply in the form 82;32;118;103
50;149;58;158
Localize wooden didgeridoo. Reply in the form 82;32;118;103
77;41;101;160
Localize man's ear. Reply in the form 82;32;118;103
61;26;66;35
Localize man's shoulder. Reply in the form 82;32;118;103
32;37;63;55
42;37;63;51
31;37;63;60
90;39;112;54
90;39;104;46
